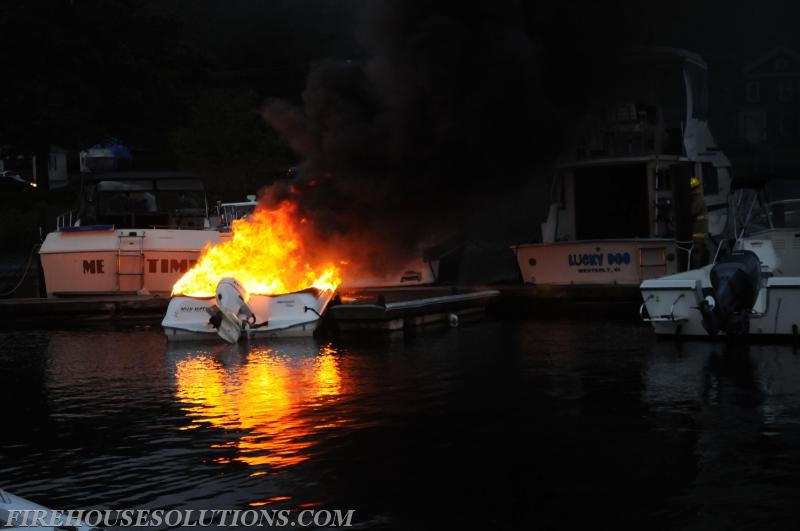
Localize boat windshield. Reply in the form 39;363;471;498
736;179;800;232
221;203;256;226
82;175;209;229
767;200;800;228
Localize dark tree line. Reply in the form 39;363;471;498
1;0;794;203
0;0;363;200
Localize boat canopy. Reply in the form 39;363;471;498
79;172;209;229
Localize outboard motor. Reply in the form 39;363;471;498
701;250;762;335
206;277;255;343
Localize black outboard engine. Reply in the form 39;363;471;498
701;250;762;335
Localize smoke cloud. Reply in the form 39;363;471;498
260;0;558;277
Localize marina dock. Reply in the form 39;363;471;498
0;294;170;328
328;287;501;332
0;283;644;332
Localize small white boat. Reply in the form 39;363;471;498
339;257;437;289
162;277;335;343
0;488;100;530
641;176;800;337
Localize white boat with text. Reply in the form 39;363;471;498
513;48;731;291
640;176;800;337
161;277;335;342
39;171;230;297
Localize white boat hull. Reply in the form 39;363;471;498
162;288;334;341
39;227;231;296
641;269;800;337
513;239;678;286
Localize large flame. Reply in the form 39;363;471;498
172;201;340;297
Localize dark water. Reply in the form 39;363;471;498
3;319;800;530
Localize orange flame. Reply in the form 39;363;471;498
172;201;340;297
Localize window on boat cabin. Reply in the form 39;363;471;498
159;190;205;211
573;164;650;239
655;168;671;191
759;180;800;228
223;204;256;225
700;163;719;195
130;192;157;212
650;64;686;154
685;62;709;120
156;179;207;214
96;181;152;214
769;201;800;228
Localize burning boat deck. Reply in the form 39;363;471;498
162;279;336;342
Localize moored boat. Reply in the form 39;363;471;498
162;277;335;342
640;176;800;337
39;171;230;297
513;48;731;292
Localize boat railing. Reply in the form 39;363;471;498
56;210;78;230
675;239;695;270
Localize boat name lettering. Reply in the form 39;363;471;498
83;259;105;274
146;258;198;274
568;252;631;267
179;305;208;312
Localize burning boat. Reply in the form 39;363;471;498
160;201;341;343
162;278;335;342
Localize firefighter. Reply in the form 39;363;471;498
690;176;710;267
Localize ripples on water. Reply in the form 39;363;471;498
3;320;800;529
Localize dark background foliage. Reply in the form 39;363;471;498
1;0;798;249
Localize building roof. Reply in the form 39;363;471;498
743;45;800;75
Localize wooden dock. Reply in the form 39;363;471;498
328;287;501;332
0;295;170;329
0;283;643;332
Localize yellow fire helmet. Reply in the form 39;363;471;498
690;176;701;189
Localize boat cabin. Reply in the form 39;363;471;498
76;171;210;229
543;48;730;247
514;49;732;287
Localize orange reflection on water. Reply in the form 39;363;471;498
174;343;344;472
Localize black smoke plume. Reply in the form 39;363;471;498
261;0;559;275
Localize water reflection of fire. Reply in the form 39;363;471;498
173;344;344;471
172;201;341;298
